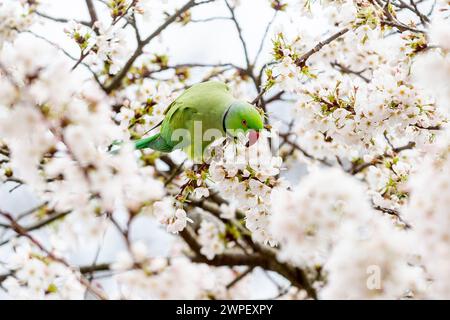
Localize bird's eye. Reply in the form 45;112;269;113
242;119;247;126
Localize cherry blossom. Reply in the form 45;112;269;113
1;0;449;301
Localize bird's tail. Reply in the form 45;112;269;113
134;133;173;152
108;133;173;153
135;134;159;149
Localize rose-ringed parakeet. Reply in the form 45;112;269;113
134;81;264;161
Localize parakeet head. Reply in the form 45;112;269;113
224;101;264;146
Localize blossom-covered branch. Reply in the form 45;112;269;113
1;0;449;300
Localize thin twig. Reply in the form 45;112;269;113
295;28;350;67
253;28;350;105
225;0;251;69
331;61;370;83
279;133;333;167
349;141;416;174
381;19;426;33
254;10;278;66
35;11;90;26
373;205;412;228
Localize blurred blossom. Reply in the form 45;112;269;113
0;0;449;301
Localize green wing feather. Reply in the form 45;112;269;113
161;105;197;149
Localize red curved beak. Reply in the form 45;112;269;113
247;130;260;147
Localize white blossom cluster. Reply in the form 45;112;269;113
64;20;130;75
208;133;284;246
0;38;164;244
111;241;249;299
153;197;192;234
270;168;374;265
117;81;174;139
294;70;442;206
412;11;450;116
278;37;443;156
0;0;36;47
266;0;450;299
405;20;450;295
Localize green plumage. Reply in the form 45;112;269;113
135;81;263;161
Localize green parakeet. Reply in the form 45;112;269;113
134;81;264;161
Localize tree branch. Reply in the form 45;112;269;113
24;30;105;90
295;28;350;67
254;10;278;66
104;0;208;93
